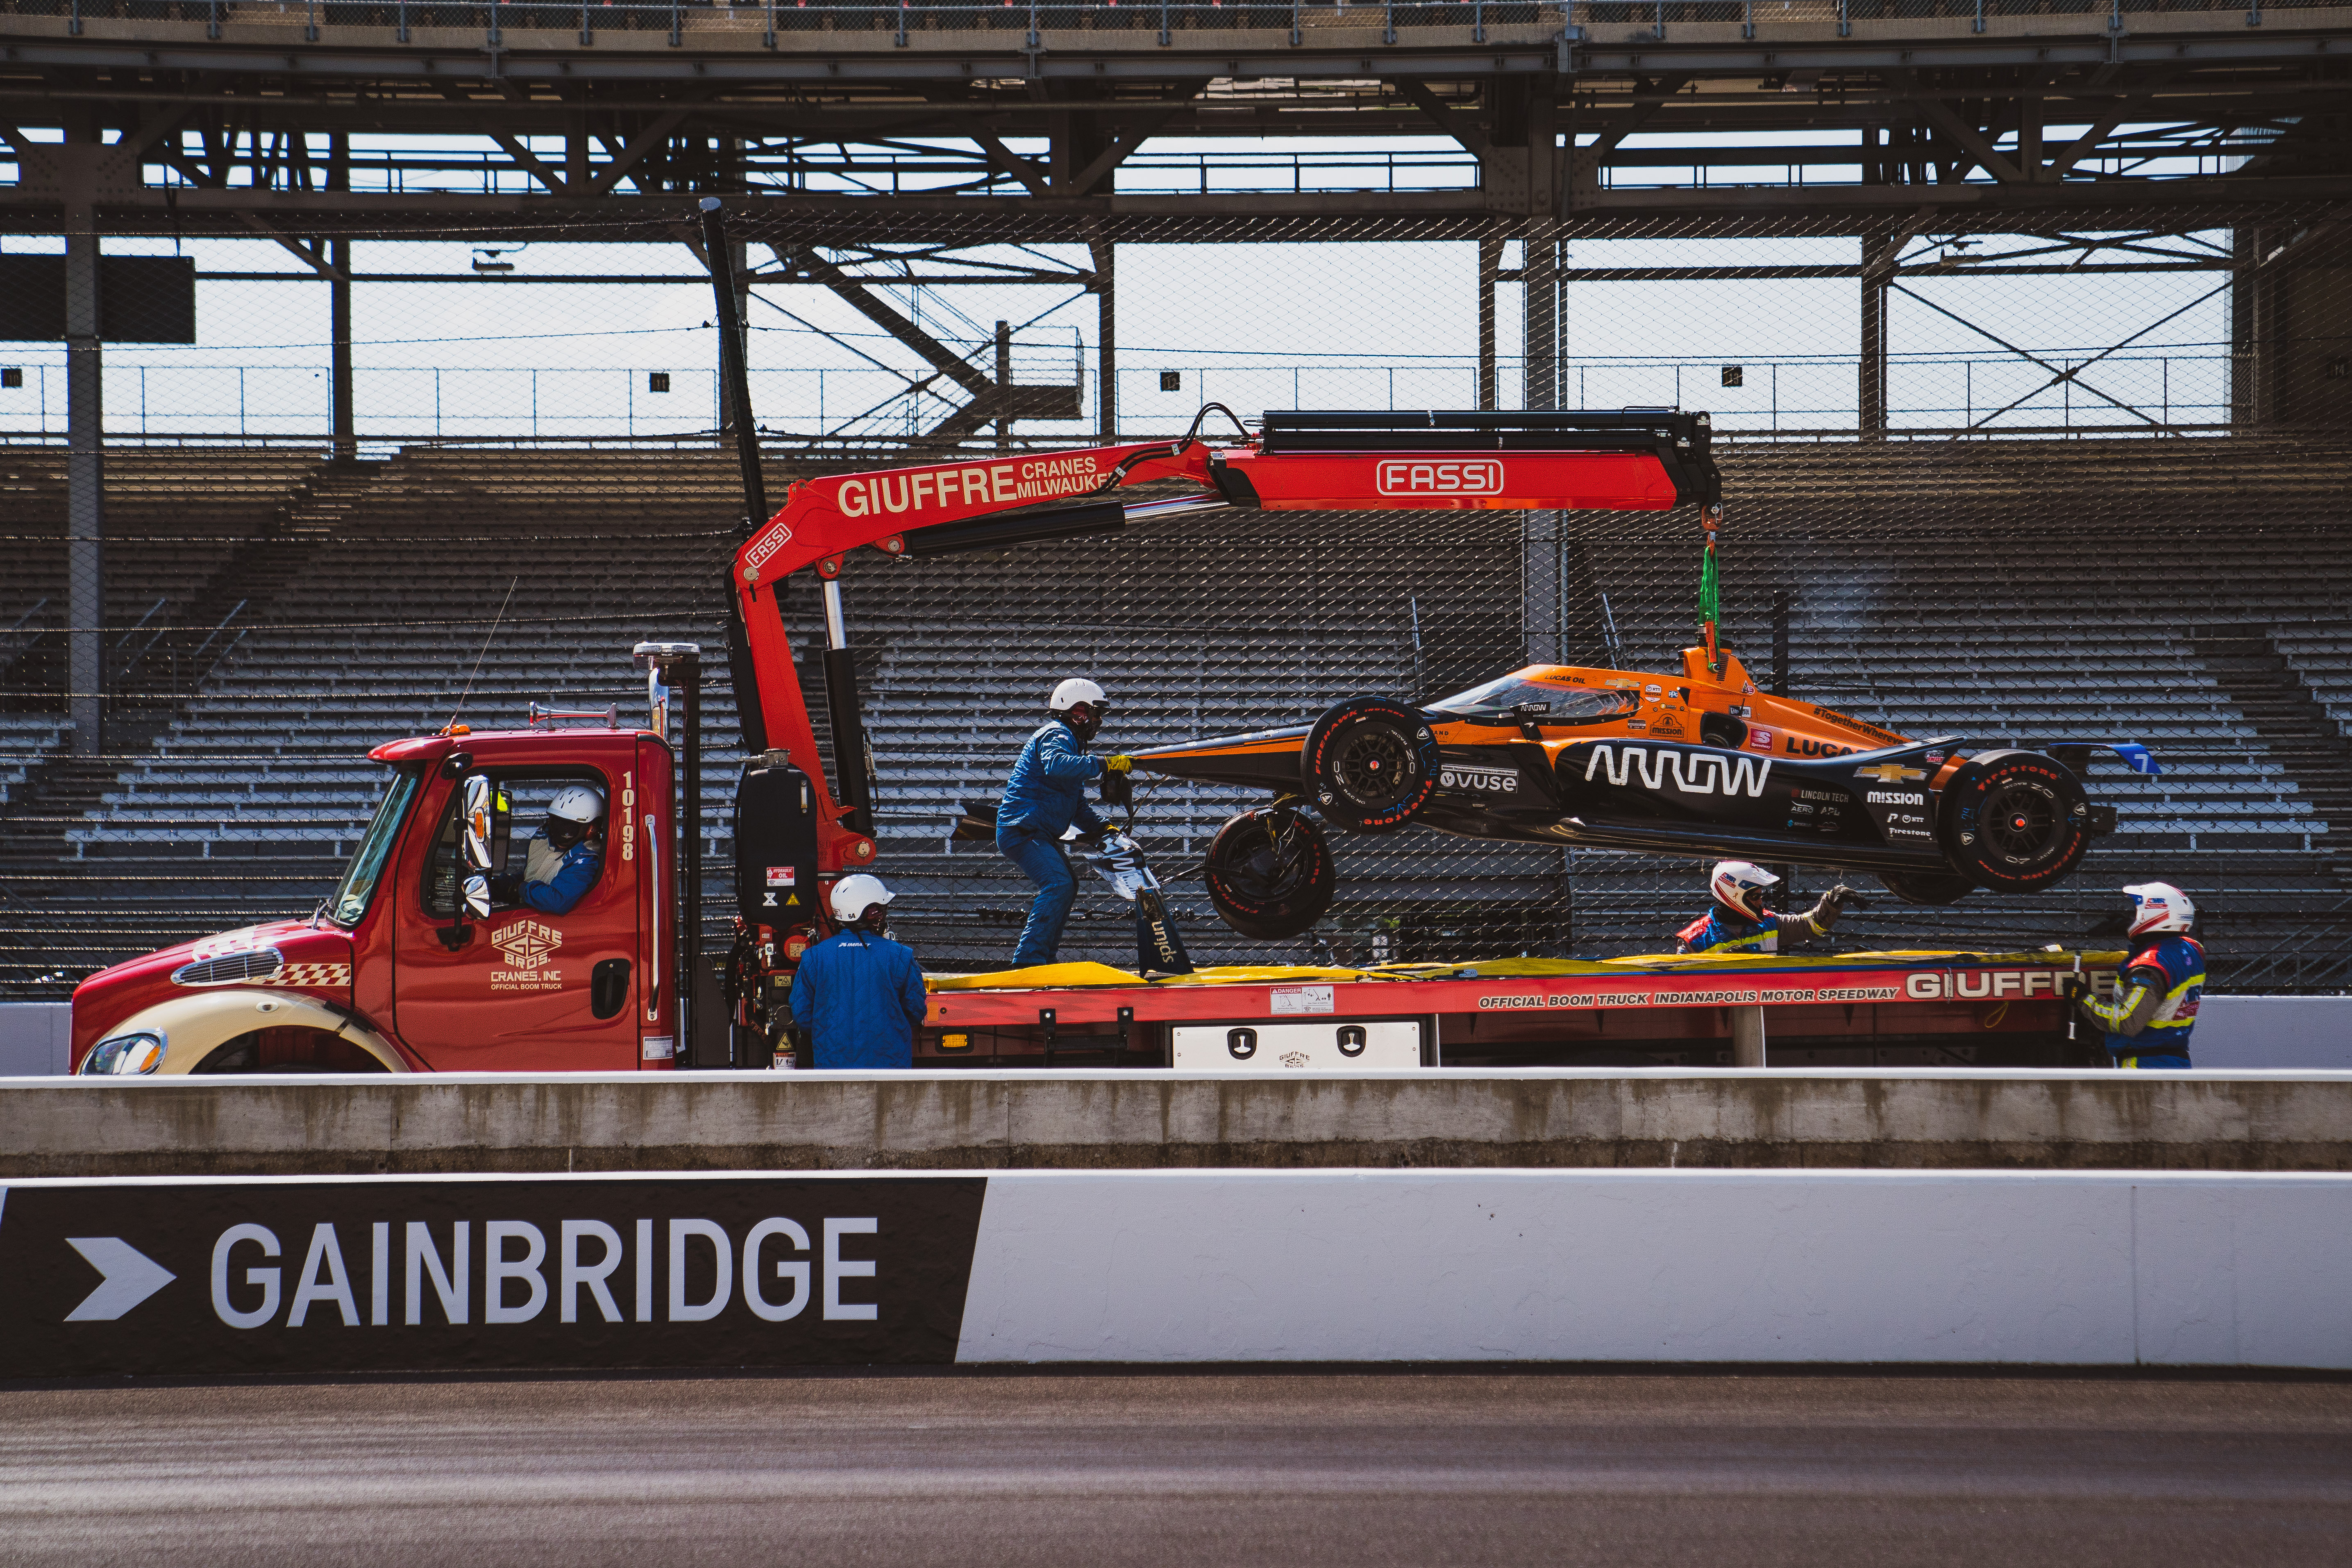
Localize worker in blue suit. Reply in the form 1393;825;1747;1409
789;874;929;1069
997;677;1132;967
2068;881;2204;1068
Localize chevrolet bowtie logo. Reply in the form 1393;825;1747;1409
1854;762;1928;783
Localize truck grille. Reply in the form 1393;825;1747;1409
170;948;285;987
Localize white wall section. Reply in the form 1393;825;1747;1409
956;1169;2352;1368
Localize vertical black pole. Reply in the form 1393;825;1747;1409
1477;236;1502;411
64;118;104;759
1771;588;1791;698
697;197;770;759
329;239;355;463
1090;236;1115;440
994;318;1012;452
697;198;766;525
1859;225;1889;442
681;650;707;1066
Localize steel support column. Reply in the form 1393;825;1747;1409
329;238;355;460
994;318;1013;452
1522;234;1558;411
64;123;104;758
1522;233;1562;666
1477;236;1502;411
1860;228;1891;440
1091;237;1116;440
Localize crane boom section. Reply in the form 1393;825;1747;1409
727;415;1706;876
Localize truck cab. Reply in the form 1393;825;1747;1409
71;726;679;1075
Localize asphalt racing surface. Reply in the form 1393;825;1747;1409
0;1373;2345;1567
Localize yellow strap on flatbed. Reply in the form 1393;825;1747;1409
924;949;2129;992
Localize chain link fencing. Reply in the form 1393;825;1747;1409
4;195;2350;997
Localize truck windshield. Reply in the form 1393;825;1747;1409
328;767;421;927
1430;676;1637;724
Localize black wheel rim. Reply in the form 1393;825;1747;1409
1980;779;2060;865
1216;816;1318;904
1330;722;1419;810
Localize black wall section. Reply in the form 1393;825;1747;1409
0;1174;987;1378
0;256;196;344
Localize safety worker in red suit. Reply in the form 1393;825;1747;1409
788;874;928;1069
2068;882;2204;1069
1678;860;1852;955
997;678;1133;967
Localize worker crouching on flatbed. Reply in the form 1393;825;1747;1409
997;678;1133;967
788;875;928;1069
1679;860;1852;955
2068;881;2204;1069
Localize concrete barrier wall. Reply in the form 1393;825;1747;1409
2196;996;2352;1070
4;1168;2347;1371
0;1005;70;1078
6;1068;2352;1177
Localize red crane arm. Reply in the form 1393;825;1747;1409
728;411;1706;876
729;436;1217;872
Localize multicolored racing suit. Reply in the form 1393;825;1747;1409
1677;905;1827;955
2082;933;2204;1068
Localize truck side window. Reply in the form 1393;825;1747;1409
424;774;604;918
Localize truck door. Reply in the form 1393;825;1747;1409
393;764;641;1071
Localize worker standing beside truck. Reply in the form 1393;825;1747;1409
2069;881;2204;1069
1678;860;1851;955
789;875;929;1069
997;678;1133;967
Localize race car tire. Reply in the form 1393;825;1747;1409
1878;870;1977;906
1301;696;1441;832
1204;805;1335;940
1937;749;2092;894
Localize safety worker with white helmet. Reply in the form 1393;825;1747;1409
2068;882;2204;1069
494;783;606;915
1678;860;1853;955
997;678;1133;967
788;874;929;1069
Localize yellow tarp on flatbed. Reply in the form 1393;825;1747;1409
924;950;2126;993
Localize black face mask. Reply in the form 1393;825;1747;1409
1061;706;1104;744
544;816;590;851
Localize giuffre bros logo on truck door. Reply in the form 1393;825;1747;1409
489;918;564;992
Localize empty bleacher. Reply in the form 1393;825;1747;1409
4;434;2351;996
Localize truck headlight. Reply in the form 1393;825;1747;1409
81;1032;165;1076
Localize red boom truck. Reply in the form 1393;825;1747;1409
69;201;2112;1076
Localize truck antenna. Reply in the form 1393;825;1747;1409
444;575;519;736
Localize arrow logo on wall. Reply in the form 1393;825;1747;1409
64;1237;176;1321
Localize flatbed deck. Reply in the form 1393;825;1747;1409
914;949;2125;1070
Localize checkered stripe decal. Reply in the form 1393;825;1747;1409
276;963;352;989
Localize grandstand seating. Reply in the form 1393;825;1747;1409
4;433;2351;996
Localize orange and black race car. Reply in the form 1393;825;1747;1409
1133;646;2149;940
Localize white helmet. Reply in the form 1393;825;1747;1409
548;785;605;824
829;873;895;922
543;784;606;850
1709;860;1780;921
1049;677;1106;713
2123;882;2195;937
